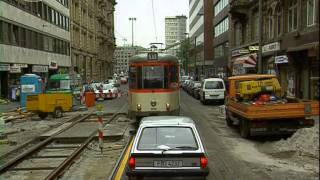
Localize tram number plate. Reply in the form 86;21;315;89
151;108;157;110
153;160;182;167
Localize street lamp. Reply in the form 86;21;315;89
129;17;137;47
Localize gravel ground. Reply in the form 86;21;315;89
0;112;83;158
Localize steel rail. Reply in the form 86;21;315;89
0;113;91;174
108;135;133;180
45;112;127;180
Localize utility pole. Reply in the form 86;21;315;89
129;17;137;47
258;0;263;74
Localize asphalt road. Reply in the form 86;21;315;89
116;86;318;180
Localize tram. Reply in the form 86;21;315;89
128;52;180;120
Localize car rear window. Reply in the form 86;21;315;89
138;127;198;150
205;81;224;89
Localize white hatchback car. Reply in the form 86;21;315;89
126;116;209;180
199;78;226;104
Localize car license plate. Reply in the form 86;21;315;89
153;160;183;167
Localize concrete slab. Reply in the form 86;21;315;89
98;124;127;140
55;122;98;139
40;122;73;137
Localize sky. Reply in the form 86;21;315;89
114;0;189;48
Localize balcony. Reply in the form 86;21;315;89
230;0;256;16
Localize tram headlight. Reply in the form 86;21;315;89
166;103;170;111
137;104;142;111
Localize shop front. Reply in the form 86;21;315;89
0;63;10;98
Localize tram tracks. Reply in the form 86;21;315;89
0;112;126;179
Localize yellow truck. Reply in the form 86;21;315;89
26;93;72;119
225;74;319;138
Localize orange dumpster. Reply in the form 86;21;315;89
85;92;95;107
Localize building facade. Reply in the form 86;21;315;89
113;46;145;75
213;0;229;78
0;0;71;98
165;15;187;47
229;0;319;100
189;0;213;80
70;0;115;83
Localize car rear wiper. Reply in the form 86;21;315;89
173;146;197;150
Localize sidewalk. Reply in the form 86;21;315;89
0;101;19;113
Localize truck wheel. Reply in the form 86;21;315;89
225;109;233;127
240;119;250;138
38;113;48;120
53;108;63;118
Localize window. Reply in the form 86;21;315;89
235;22;242;46
204;81;224;89
12;25;19;45
276;5;282;36
252;11;259;40
214;0;228;16
288;0;298;32
19;28;26;47
268;9;274;39
32;31;38;49
214;45;224;58
48;37;54;52
37;33;43;50
214;17;229;37
0;21;3;44
26;29;32;48
307;0;315;26
43;36;49;51
138;127;198;150
43;4;48;21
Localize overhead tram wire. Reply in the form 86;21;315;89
151;0;158;42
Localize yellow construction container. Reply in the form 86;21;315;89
26;93;72;119
238;78;281;99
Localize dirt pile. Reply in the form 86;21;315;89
272;123;319;159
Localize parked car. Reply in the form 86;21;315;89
126;116;209;180
94;83;118;99
199;78;226;104
187;81;201;95
191;81;202;98
120;76;127;84
182;80;191;91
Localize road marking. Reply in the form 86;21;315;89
114;137;134;180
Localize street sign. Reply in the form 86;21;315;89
231;49;250;57
49;61;58;69
10;66;21;73
262;42;280;53
0;64;10;71
32;65;48;72
249;46;259;51
275;55;288;64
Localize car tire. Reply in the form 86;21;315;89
225;109;233;127
53;107;63;118
240;119;250;138
38;112;48;120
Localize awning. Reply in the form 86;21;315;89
233;53;257;68
287;42;319;52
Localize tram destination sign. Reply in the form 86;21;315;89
148;52;158;60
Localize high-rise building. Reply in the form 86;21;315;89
0;0;71;98
70;0;116;83
213;0;229;78
189;0;213;79
113;46;146;74
165;15;187;47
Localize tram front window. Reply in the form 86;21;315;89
142;66;168;89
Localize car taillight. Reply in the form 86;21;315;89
129;156;135;169
200;156;208;169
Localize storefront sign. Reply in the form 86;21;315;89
49;61;58;69
10;66;21;73
0;64;10;71
21;85;35;93
249;46;259;51
13;64;28;68
231;49;250;57
275;55;288;64
32;65;48;73
262;42;280;53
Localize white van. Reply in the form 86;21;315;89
199;78;226;104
